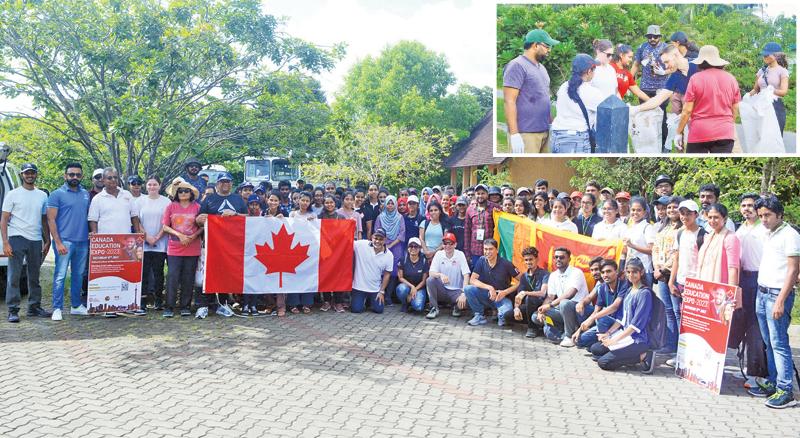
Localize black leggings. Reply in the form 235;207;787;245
773;98;786;136
686;139;734;154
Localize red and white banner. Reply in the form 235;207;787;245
204;216;354;294
675;277;737;394
87;233;144;314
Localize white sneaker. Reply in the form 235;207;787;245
216;304;234;317
559;337;575;348
70;305;88;315
51;309;63;321
195;307;209;319
665;357;677;368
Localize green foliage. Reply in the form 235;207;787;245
568;157;800;223
497;4;796;128
476;167;511;188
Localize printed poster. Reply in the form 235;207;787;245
87;234;144;313
675;277;736;394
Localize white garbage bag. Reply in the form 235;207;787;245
629;107;663;153
739;85;784;153
663;113;681;152
195;244;206;288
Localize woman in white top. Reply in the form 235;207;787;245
136;175;171;311
592;199;626;241
551;54;605;153
531;191;550;223
623;196;656;286
543;197;578;233
590;39;618;100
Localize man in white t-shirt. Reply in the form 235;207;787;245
1;163;52;322
535;247;589;347
351;228;394;314
697;183;735;232
749;195;799;409
88;167;140;234
426;232;470;319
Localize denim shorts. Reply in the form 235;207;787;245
551;130;591;154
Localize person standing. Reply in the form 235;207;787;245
135;176;170;312
463;184;499;267
161;182;202;318
749;195;799;409
180;157;207;195
503;28;559;154
590;39;619;100
632;25;669;148
573;193;602;237
652;196;682;356
47;163;91;319
89;168;105;201
449;196;468;253
676;45;741;153
351;229;394;314
550;54;603;153
630;45;698;129
2;163;51;322
610;44;650;102
748;42;789;136
623;197;656;286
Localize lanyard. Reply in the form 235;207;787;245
581;214;594;235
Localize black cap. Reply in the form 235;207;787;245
372;228;387;238
184;157;201;167
655;174;673;187
127;175;143;185
474;184;489;193
669;31;688;44
488;186;502;195
19;163;38;173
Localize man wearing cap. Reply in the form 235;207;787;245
2;163;52;322
127;175;144;199
463;184;499;267
632;24;669;147
180;157;207;194
47;162;91;319
351;229;393;314
449;197;468;253
426;232;470;319
676;45;740;153
615;192;631;222
395;237;429;313
503;28;559;154
194;172;246;319
238;181;254;204
90;168;105;201
654;175;673;198
599;187;614;203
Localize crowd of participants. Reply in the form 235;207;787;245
2;158;799;409
503;25;790;153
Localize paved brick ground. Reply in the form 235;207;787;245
1;297;800;438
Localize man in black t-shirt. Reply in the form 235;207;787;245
513;247;550;338
194;172;247;319
464;238;521;327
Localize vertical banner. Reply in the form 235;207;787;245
87;234;145;314
675;277;736;394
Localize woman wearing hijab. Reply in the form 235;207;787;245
374;195;406;305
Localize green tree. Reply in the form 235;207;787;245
0;0;343;184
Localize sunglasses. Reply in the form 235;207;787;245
603;51;614;56
93;175;103;180
66;172;83;178
176;188;192;194
647;35;660;39
408;245;420;249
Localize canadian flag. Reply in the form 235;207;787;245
204;216;354;294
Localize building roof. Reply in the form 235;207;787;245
444;110;505;168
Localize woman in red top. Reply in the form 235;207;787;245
611;44;650;102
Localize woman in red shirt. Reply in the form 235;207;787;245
611;44;650;102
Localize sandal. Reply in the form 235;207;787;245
290;307;300;315
320;302;331;312
302;306;311;314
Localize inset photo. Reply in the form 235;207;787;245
495;4;796;155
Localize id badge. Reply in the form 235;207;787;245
476;228;485;241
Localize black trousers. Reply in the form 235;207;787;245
642;90;668;149
524;295;545;329
591;341;650;371
686;139;734;154
773;98;786;136
142;251;166;306
166;255;198;311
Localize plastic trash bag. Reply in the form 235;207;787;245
739;86;784;153
629;106;663;153
663;113;681;152
195;244;206;288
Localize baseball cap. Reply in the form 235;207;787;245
600;187;615;196
615;191;631;200
669;31;688;44
19;163;38;173
654;196;671;205
646;25;661;36
523;29;559;46
407;237;422;247
372;228;387;238
238;181;254;190
570;191;583;199
217;172;233;182
127;175;143;185
572;54;600;74
407;195;420;204
247;194;261;204
474;183;489;193
92;168;104;179
456;196;468;206
516;187;530;195
678;199;699;212
760;42;782;57
442;232;457;243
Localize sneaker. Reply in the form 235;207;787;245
163;310;174;318
103;312;118;318
559;337;575;348
525;328;538;338
665;357;676;368
242;305;251;315
744;376;762;389
498;316;507;327
70;305;89;315
27;305;52;318
195;306;209;319
320;302;332;312
467;314;487;326
8;311;20;323
51;309;63;321
748;381;777;398
426;307;439;319
765;389;798;409
641;351;656;374
451;306;462;317
132;309;147;316
216;305;234;317
333;304;345;313
180;309;192;317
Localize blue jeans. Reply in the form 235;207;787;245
287;293;314;307
464;285;513;324
657;279;681;353
551;130;591;154
395;284;427;312
755;288;795;392
350;289;384;314
52;240;88;310
577;315;615;349
543;301;593;341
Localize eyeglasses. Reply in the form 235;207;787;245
105;176;118;180
540;43;551;49
66;172;83;178
129;182;142;186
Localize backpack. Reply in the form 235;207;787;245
676;227;706;251
646;288;667;351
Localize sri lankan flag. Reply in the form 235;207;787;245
493;211;624;289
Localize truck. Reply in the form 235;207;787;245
0;142;27;298
243;156;300;186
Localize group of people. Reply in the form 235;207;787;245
2;159;799;409
503;25;789;153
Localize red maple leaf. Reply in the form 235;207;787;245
254;224;310;288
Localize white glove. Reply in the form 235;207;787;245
628;104;640;116
674;134;684;151
654;65;667;76
509;133;525;154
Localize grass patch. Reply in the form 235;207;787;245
496;97;506;124
496;129;509;153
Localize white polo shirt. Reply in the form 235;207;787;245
352;239;394;293
429;249;471;291
735;220;767;272
87;188;137;234
547;266;589;302
757;222;800;290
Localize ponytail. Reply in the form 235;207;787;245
612;44;632;62
685;40;699;54
567;71;584;105
774;52;788;69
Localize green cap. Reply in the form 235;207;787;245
523;29;559;46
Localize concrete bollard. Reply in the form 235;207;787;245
596;95;629;153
